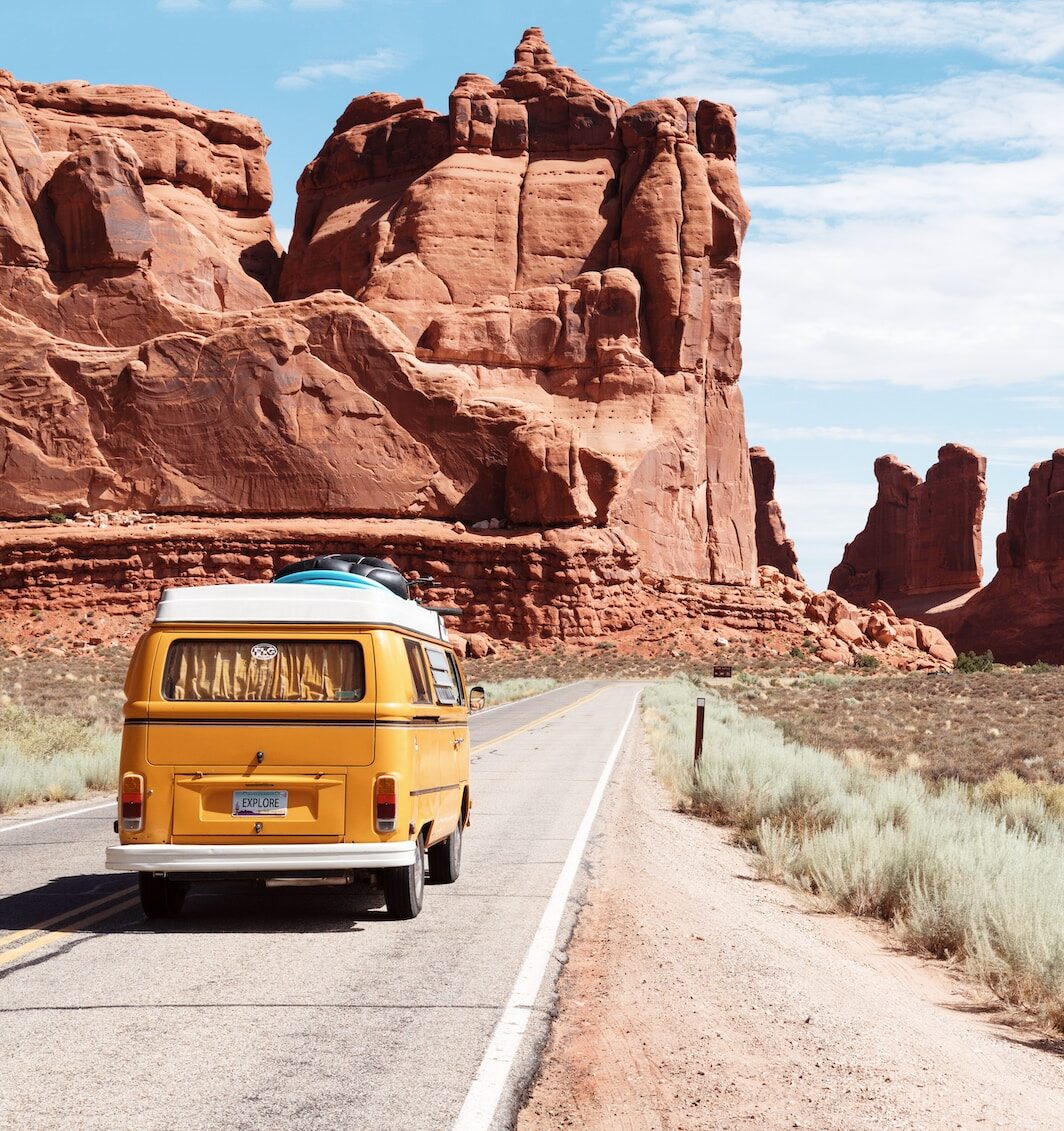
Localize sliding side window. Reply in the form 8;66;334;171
425;646;461;706
404;639;433;705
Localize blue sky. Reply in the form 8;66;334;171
6;0;1063;588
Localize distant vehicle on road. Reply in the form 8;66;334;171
106;554;483;921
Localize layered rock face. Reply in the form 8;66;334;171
945;449;1064;664
829;445;986;606
0;31;756;585
0;70;279;319
749;447;801;580
0;516;952;670
277;27;756;580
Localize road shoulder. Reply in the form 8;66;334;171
517;722;1064;1130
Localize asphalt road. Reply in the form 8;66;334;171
0;680;643;1131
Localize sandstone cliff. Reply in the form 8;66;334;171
942;449;1064;664
0;29;756;584
829;445;986;606
749;447;801;580
0;31;964;669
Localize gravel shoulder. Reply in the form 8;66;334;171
517;723;1064;1130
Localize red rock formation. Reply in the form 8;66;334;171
0;517;954;670
278;27;756;581
749;447;802;581
829;445;986;606
0;30;756;588
943;449;1064;664
0;69;279;333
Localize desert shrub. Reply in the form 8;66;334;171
45;511;68;524
788;646;804;659
980;770;1064;823
1025;661;1055;673
854;653;880;670
0;707;120;811
954;650;995;673
479;678;558;707
805;672;845;689
644;678;1064;1029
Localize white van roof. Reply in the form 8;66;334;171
154;583;449;640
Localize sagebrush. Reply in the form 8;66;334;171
0;707;120;811
644;678;1064;1030
480;678;559;707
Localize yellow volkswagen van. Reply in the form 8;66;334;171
106;555;483;920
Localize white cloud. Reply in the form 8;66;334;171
276;48;400;90
743;73;1064;157
741;153;1064;388
158;0;206;9
751;425;1062;463
276;226;293;249
752;425;939;445
291;0;345;9
608;1;1064;72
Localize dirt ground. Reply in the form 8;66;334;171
517;728;1064;1130
717;668;1064;786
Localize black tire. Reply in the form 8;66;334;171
138;873;187;919
427;818;462;885
383;836;425;919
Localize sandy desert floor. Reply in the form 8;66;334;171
518;726;1064;1130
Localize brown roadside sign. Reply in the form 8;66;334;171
713;665;733;678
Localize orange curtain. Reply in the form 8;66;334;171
165;641;363;702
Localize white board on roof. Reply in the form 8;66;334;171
154;583;447;639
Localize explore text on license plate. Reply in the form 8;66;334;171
232;790;288;817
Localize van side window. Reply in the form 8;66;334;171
447;653;465;705
404;639;433;705
425;646;461;706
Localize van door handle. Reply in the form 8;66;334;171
453;737;465;746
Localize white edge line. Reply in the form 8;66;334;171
0;800;115;835
453;686;642;1131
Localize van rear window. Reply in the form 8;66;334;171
162;640;365;702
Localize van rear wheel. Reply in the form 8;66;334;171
383;836;425;919
138;873;187;919
427;819;462;885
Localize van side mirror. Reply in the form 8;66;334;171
468;685;486;712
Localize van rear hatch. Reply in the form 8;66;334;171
173;774;346;838
144;635;375;770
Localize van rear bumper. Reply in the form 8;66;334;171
105;841;416;873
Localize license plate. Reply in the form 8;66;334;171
232;790;288;817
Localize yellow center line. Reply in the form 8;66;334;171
471;687;605;755
0;896;141;969
0;885;138;951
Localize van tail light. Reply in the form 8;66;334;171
121;772;145;833
375;775;397;833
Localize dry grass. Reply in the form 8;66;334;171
645;678;1064;1031
0;707;120;812
0;647;130;727
466;648;720;688
0;649;127;812
716;667;1064;788
479;678;559;706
